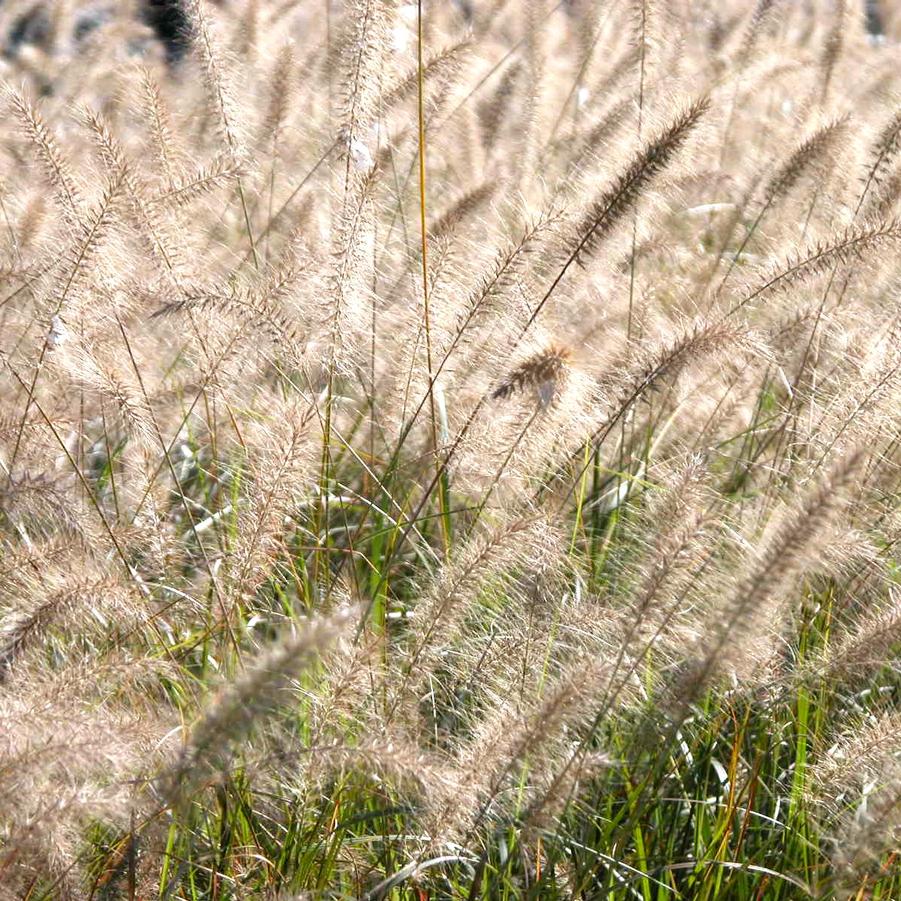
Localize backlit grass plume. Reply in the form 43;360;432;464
0;2;900;898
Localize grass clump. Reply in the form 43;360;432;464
0;1;900;898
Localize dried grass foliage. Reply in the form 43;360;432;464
0;0;899;896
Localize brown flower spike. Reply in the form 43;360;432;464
492;345;572;408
